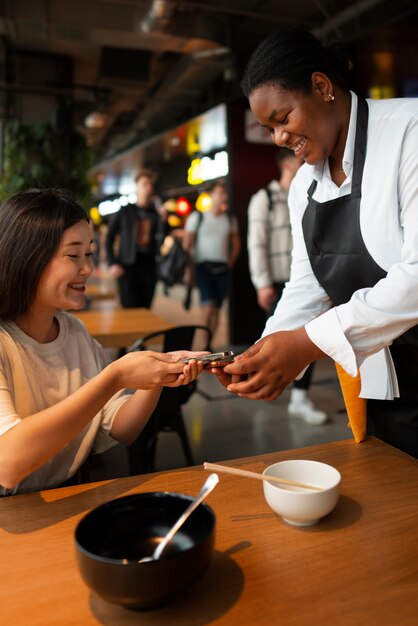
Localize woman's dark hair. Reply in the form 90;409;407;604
241;28;351;97
0;188;88;320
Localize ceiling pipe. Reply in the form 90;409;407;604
313;0;388;39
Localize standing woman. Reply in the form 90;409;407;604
0;189;204;495
217;28;418;457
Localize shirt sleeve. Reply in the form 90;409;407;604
86;336;133;450
184;211;199;233
247;189;273;290
0;354;21;437
93;390;132;453
105;211;121;266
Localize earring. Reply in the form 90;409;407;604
328;93;335;101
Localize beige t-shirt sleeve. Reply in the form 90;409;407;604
88;336;132;452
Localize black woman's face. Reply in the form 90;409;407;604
249;81;341;165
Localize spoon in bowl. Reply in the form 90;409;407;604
139;473;219;563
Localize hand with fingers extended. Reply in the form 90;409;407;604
113;350;207;391
167;350;208;387
211;328;325;400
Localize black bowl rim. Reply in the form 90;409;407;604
74;490;216;566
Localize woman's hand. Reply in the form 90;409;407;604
166;350;208;387
257;286;277;312
110;350;207;447
113;350;207;390
214;328;325;400
108;263;125;278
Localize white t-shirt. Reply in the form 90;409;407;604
263;91;418;400
0;311;131;495
185;210;238;264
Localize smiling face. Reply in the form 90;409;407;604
249;74;346;166
32;220;94;315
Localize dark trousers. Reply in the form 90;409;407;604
293;362;314;391
269;282;315;393
367;344;418;459
118;253;157;308
367;405;418;458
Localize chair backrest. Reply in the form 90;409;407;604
130;325;212;354
127;325;213;474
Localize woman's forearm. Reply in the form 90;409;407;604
0;351;199;488
110;387;162;445
0;362;120;488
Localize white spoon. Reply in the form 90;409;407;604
139;473;219;563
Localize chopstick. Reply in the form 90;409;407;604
203;462;322;491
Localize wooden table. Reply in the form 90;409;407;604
72;307;174;348
1;438;417;626
84;282;117;301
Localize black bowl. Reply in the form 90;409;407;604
74;491;216;610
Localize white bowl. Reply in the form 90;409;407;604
263;460;341;527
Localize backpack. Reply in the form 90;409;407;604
157;209;232;288
157;235;189;288
264;186;273;211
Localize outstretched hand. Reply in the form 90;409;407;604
166;350;208;387
211;328;325;400
115;350;207;390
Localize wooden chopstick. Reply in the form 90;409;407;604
203;462;322;491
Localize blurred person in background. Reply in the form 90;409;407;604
183;181;241;338
105;169;163;308
248;149;327;425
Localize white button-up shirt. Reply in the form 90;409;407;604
262;91;418;399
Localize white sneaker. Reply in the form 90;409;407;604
288;398;328;426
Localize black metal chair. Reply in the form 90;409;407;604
127;325;213;475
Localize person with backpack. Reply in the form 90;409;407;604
247;149;328;425
183;181;241;337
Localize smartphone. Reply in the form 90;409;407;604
180;350;235;367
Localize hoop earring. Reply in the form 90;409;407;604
328;93;335;102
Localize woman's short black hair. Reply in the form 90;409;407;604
241;28;351;97
0;188;88;320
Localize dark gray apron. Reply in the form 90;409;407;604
302;97;418;458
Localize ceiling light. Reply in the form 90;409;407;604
84;111;108;130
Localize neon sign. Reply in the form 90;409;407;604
187;150;229;185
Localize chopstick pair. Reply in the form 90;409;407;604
203;462;322;491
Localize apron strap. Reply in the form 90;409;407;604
306;97;369;202
307;179;317;199
351;97;369;198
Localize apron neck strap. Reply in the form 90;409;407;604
307;179;317;199
351;97;369;198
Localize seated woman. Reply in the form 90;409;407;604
0;189;205;495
